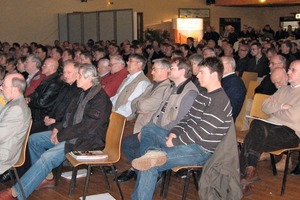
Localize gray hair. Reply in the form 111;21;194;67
222;56;236;70
27;54;42;69
99;58;110;67
79;64;100;86
153;58;170;69
12;77;26;93
110;55;125;66
189;54;204;65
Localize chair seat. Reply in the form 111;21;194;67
236;130;248;144
269;144;300;155
65;152;120;167
172;166;203;172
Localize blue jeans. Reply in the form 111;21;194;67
12;131;66;200
131;124;212;200
122;133;140;163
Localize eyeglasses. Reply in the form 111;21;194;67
239;49;248;52
152;67;163;72
109;63;119;67
0;82;12;88
270;62;282;65
42;63;52;67
288;68;300;73
170;66;179;70
127;59;141;64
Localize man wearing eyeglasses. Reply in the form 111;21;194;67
255;55;286;95
0;73;31;180
99;55;128;97
240;60;300;195
111;54;150;118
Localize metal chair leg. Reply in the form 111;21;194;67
69;167;78;195
55;163;63;186
182;170;191;200
160;170;167;197
270;154;277;176
13;168;26;200
192;170;199;191
111;165;124;200
163;169;172;199
100;166;110;190
82;165;92;200
281;151;291;196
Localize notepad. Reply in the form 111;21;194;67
80;193;116;200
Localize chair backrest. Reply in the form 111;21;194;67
246;80;260;99
235;95;247;131
102;112;126;162
249;94;270;123
13;120;33;167
242;72;258;89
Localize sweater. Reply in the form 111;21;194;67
262;85;300;137
171;88;232;153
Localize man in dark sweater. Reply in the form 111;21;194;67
221;56;246;121
131;57;233;200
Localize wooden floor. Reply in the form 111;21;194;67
1;120;300;200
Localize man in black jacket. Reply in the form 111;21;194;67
27;58;62;122
30;60;82;134
0;64;112;199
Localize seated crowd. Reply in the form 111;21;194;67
0;27;299;199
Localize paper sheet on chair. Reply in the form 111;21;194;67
245;115;282;126
80;193;116;200
61;169;87;179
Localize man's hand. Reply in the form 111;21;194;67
281;104;292;110
166;133;177;147
44;116;56;126
25;97;30;104
137;132;141;141
50;128;59;144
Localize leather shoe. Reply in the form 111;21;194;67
0;188;16;200
241;166;260;184
36;179;55;190
291;162;300;175
116;169;136;182
0;171;12;183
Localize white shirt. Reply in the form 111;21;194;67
111;71;150;117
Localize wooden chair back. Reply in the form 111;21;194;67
246;80;260;99
14;120;33;167
249;94;270;121
235;95;247;131
102;112;126;162
242;72;258;89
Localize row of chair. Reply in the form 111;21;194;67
236;91;300;195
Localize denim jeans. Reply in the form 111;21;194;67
12;131;66;200
122;133;140;163
131;124;212;200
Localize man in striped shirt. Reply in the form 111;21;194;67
131;57;233;200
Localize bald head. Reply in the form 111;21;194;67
271;67;288;89
42;58;59;76
287;60;300;86
1;73;26;101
